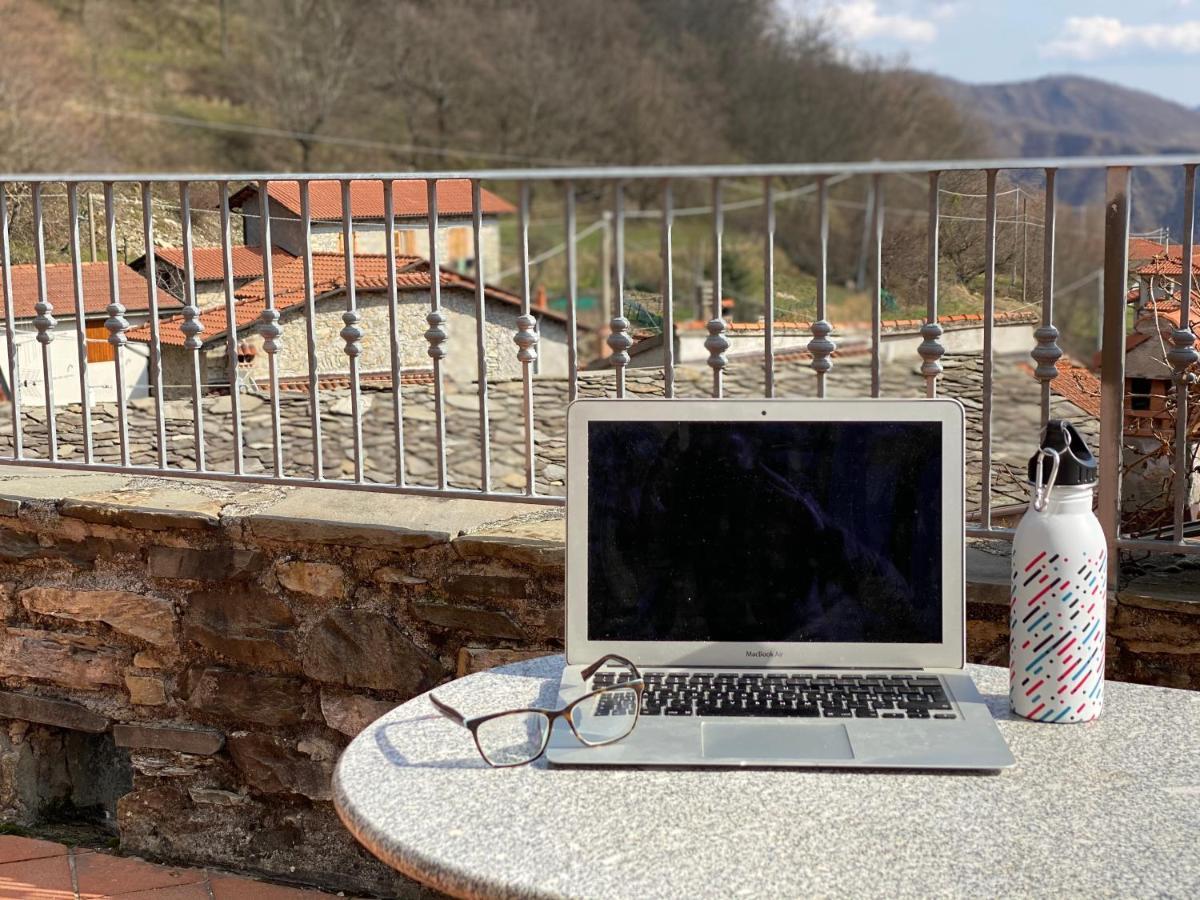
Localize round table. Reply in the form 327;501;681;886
333;656;1200;899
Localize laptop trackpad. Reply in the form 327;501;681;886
701;722;854;761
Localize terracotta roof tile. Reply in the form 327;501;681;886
153;246;296;282
1133;253;1200;277
229;179;515;222
1128;238;1166;260
1045;360;1102;420
0;261;178;321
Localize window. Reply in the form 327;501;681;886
447;226;471;261
1130;377;1152;411
85;320;115;363
394;229;419;255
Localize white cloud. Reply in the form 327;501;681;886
1041;16;1200;60
817;1;938;44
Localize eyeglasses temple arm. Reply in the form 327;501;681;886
429;692;467;727
581;653;641;681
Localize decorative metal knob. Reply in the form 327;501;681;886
180;305;203;351
917;320;945;381
258;308;282;355
424;309;447;361
807;319;835;375
704;318;730;372
1031;323;1063;385
33;300;56;345
514;314;539;365
341;309;363;359
607;316;632;368
105;300;128;348
1168;327;1199;385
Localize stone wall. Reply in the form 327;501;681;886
0;470;1194;895
157;286;571;398
965;543;1200;689
0;472;564;896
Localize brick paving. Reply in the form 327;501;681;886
0;350;1096;513
0;835;344;899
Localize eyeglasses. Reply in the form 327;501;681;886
429;654;644;767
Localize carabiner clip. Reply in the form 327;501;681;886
1032;447;1061;513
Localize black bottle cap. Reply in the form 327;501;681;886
1026;420;1098;486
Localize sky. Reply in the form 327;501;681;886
794;1;1200;107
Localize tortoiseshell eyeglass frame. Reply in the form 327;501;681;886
428;654;645;767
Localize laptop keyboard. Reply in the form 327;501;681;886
590;671;956;720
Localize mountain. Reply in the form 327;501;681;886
935;75;1200;231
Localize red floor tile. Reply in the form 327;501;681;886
74;850;207;898
116;886;213;899
0;836;69;865
209;873;334;898
0;854;75;898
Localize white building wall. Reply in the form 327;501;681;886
0;319;152;407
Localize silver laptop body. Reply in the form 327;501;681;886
547;399;1014;770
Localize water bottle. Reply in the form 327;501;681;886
1009;420;1106;723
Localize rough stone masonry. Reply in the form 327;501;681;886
0;464;1193;893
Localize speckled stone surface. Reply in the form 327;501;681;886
334;656;1200;900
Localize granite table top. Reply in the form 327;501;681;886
333;656;1200;900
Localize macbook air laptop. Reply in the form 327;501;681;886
546;398;1014;770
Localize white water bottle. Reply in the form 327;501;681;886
1009;420;1106;723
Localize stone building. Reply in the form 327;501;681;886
127;253;574;397
229;179;512;275
131;245;297;311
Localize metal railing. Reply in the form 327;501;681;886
0;155;1198;583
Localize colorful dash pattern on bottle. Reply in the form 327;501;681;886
1009;547;1106;723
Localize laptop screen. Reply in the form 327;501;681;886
587;419;943;645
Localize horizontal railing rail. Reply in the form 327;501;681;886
0;155;1197;586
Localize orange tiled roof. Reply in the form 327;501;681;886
1133;253;1200;278
153;245;296;282
1046;359;1102;419
0;261;177;321
129;253;565;347
1128;238;1166;260
229;179;515;221
1140;294;1200;328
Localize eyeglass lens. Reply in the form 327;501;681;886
474;710;551;766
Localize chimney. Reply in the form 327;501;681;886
535;285;548;310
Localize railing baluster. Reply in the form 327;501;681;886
870;174;884;398
981;169;999;529
661;180;676;399
1033;168;1062;423
1098;166;1132;585
809;176;835;397
257;180;284;476
471;179;491;489
102;183;129;467
763;178;775;399
514;181;539;495
424;179;448;489
66;184;93;463
607;181;630;396
178;181;206;471
0;183;21;459
383;179;406;486
140;183;166;469
218;180;244;475
919;171;945;397
340;180;365;483
299;182;323;480
707;177;729;398
564;182;580;404
31;183;57;460
1170;165;1199;543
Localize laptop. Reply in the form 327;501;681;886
546;398;1015;770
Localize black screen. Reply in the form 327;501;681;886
586;420;943;643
